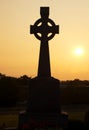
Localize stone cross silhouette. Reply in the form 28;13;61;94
30;7;59;77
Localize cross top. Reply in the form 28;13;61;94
30;7;59;77
30;7;59;41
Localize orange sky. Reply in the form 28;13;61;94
0;0;89;80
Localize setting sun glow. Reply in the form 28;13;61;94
74;48;84;56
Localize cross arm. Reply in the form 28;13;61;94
51;25;59;34
30;25;42;34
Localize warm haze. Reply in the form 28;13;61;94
0;0;89;80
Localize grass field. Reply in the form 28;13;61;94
68;111;85;121
0;111;86;128
0;114;18;128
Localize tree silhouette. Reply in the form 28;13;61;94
0;76;17;107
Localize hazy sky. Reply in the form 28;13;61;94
0;0;89;80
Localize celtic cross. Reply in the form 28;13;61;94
30;7;59;77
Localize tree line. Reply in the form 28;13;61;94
0;73;31;107
0;73;89;107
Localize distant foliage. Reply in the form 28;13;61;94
18;75;31;85
0;73;31;107
60;79;89;105
61;87;89;105
0;73;89;106
61;79;89;88
0;76;17;107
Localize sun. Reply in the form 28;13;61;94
74;47;84;56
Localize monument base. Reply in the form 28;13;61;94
18;77;68;129
28;77;61;113
19;111;68;129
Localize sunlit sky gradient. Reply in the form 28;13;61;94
0;0;89;80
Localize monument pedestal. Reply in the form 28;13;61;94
28;77;61;113
19;112;68;129
19;77;68;129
